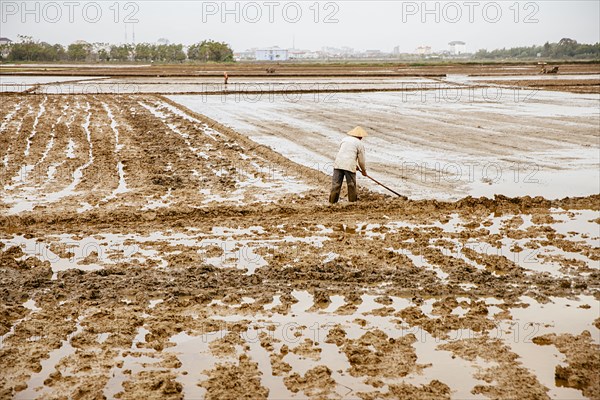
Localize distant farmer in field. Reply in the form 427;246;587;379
224;71;229;85
329;126;368;204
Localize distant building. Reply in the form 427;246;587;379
320;46;355;58
393;46;400;55
234;50;256;61
0;37;12;45
255;47;288;61
321;46;341;57
415;46;432;55
289;49;319;60
448;41;466;55
365;49;382;57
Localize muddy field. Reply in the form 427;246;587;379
1;63;599;400
171;87;599;201
1;62;598;78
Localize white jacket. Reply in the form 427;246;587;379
333;136;366;173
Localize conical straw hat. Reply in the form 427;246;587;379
347;126;368;138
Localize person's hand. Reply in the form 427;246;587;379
361;169;367;177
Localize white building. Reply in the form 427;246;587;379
255;47;288;61
415;46;432;55
234;51;256;61
448;41;466;55
289;50;319;60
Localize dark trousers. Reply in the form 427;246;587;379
329;169;357;203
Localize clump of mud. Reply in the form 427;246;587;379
199;355;268;400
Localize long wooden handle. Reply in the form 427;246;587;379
357;167;404;198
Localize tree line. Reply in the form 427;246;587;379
474;38;599;60
0;36;234;63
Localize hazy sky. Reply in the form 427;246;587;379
1;1;599;52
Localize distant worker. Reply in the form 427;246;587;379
329;126;368;204
224;71;229;85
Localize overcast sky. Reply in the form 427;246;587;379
1;1;599;52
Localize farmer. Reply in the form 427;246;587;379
224;71;229;85
329;126;368;204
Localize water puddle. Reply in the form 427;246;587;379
102;314;165;398
16;316;84;400
160;291;590;398
10;289;594;398
499;295;600;400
